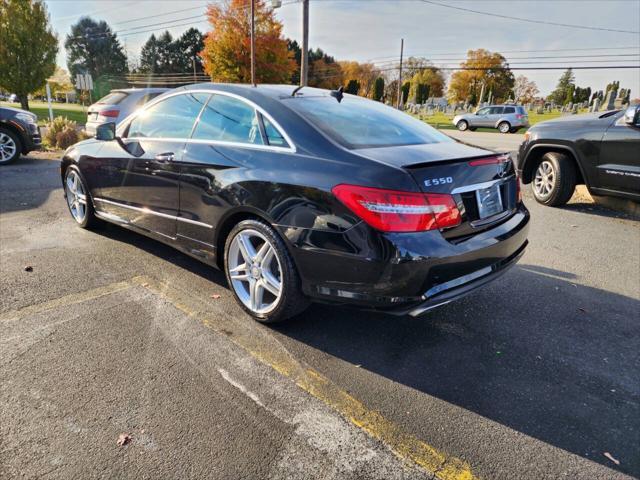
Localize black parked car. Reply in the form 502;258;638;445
517;104;640;206
60;84;529;323
0;106;42;164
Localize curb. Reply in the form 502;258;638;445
576;185;639;218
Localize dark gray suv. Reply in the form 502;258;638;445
453;105;530;133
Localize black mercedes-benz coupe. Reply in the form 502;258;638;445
60;84;529;322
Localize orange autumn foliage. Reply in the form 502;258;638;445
200;0;296;84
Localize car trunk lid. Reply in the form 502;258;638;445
356;142;519;240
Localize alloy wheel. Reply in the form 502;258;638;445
499;122;510;133
533;160;555;197
227;229;283;315
65;170;88;223
0;132;17;163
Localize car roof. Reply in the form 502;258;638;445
178;83;335;101
110;88;170;94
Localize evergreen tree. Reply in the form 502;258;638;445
548;69;574;105
345;79;360;95
65;17;127;97
373;77;384;101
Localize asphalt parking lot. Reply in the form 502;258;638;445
1;152;638;479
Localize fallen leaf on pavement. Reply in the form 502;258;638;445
141;283;149;287
24;266;33;272
117;433;132;447
211;294;221;299
603;452;620;465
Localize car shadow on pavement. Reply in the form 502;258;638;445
273;265;640;477
0;157;62;214
90;223;639;476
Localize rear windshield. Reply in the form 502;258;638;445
97;92;129;105
283;95;452;149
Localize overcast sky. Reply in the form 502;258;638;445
45;0;640;96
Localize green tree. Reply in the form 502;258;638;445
373;77;384;101
415;83;430;104
65;17;128;98
564;84;575;105
139;34;160;73
345;79;360;95
401;81;411;105
548;69;574;105
177;28;205;73
0;0;58;110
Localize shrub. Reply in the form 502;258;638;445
43;116;80;149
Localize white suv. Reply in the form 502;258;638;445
85;88;169;136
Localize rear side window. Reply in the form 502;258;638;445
135;92;163;107
261;115;289;147
504;107;515;114
284;96;451;149
97;92;128;105
191;94;263;145
517;106;526;114
127;93;209;139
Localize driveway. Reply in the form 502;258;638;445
1;154;638;479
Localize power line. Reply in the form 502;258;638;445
419;0;639;34
366;45;640;62
111;5;208;26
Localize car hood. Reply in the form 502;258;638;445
1;106;37;120
355;140;494;169
533;110;621;128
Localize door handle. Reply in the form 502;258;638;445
155;152;175;162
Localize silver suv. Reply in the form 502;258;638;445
453;105;529;134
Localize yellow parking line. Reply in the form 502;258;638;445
133;275;478;480
0;279;132;322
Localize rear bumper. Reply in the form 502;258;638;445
283;203;530;313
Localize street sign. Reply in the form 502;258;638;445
75;73;93;91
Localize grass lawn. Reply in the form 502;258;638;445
416;109;579;131
0;101;87;126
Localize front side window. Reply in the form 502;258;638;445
489;107;504;115
284;95;452;149
477;107;490;115
127;93;209;139
192;94;263;145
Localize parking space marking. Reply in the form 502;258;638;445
132;275;478;480
0;280;133;322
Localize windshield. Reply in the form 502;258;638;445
283;95;453;149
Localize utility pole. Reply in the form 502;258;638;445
192;57;197;83
300;0;309;86
396;38;404;109
250;0;256;86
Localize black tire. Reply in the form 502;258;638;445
224;218;309;323
0;127;22;165
469;127;477;131
63;165;100;229
531;152;577;207
456;120;469;131
509;127;520;134
498;121;511;134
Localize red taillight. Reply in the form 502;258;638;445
100;109;119;118
331;184;461;233
516;114;524;119
468;154;509;167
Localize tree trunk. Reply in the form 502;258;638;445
19;95;29;111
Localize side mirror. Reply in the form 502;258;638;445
623;105;640;126
95;122;116;141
